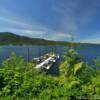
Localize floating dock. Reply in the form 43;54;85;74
34;53;59;71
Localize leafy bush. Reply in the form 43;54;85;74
0;50;100;100
59;49;100;99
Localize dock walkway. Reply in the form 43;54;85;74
35;54;59;70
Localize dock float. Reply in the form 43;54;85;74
35;54;59;71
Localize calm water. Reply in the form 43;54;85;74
0;45;67;64
0;45;100;74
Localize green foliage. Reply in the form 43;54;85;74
74;62;83;75
0;32;78;46
2;52;25;68
0;50;100;100
60;49;84;78
59;49;100;99
93;57;100;69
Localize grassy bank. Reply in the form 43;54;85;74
0;50;100;100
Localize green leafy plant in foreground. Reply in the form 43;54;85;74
60;49;84;77
0;50;100;100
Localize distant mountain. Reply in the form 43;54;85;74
0;32;78;46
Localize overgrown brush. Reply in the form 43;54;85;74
0;50;100;100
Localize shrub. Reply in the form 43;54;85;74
0;50;100;100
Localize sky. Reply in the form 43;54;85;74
0;0;100;43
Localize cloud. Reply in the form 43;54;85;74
44;32;75;41
0;7;49;30
0;15;47;38
0;0;100;42
0;8;49;38
0;17;33;29
51;0;100;33
82;38;100;44
0;7;73;41
81;33;100;44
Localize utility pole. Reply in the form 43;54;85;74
27;46;30;62
69;33;75;49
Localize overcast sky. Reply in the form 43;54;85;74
0;0;100;43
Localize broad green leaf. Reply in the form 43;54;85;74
69;80;80;88
74;62;83;75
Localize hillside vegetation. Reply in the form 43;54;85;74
0;32;78;46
